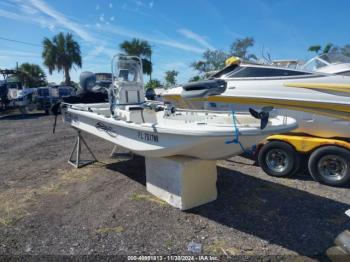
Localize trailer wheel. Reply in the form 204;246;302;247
308;146;350;186
258;141;300;177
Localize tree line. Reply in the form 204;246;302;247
12;31;350;89
11;32;181;89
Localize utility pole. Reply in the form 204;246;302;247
149;44;155;82
150;52;152;82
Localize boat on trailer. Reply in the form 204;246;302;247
162;57;350;138
61;55;297;160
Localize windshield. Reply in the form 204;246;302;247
115;58;143;84
216;65;312;78
210;64;240;78
319;53;350;64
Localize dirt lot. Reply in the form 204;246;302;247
0;112;349;259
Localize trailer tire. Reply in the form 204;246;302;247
308;146;350;186
258;141;300;177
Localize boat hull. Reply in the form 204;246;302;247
163;75;350;139
63;107;277;160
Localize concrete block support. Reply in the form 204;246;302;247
145;156;217;210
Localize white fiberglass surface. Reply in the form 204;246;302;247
162;110;261;127
69;103;262;128
66;103;296;135
222;75;350;105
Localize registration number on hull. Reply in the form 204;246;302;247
137;131;159;143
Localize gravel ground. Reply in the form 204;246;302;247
0;112;349;259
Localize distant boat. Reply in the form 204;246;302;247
36;85;76;114
302;53;350;76
0;69;37;114
163;57;350;138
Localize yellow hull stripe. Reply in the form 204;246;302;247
285;82;350;93
206;96;349;113
163;94;350;121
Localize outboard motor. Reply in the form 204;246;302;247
51;71;108;132
145;87;156;100
79;71;96;93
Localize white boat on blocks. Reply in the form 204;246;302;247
61;55;297;160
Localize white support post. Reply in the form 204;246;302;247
145;156;217;210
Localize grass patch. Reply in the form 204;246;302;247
204;240;240;256
96;225;124;234
165;238;174;248
58;168;94;183
0;168;97;226
130;193;166;206
0;200;30;226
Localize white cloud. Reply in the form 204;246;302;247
177;28;214;50
83;45;105;61
48;24;55;32
19;4;38;15
0;6;57;32
0;8;28;21
1;1;205;55
99;24;205;53
0;0;203;84
28;0;94;42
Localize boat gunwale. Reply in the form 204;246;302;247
64;105;297;137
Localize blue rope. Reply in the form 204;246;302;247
226;111;255;155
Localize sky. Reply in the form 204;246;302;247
1;0;350;84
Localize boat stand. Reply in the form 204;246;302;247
68;130;97;168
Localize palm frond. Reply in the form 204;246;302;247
42;32;82;84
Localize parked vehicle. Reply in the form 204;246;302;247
163;57;350;186
36;85;75;114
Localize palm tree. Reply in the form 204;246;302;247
230;37;257;61
164;70;178;86
42;32;82;85
18;63;46;87
308;43;334;55
119;38;153;79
